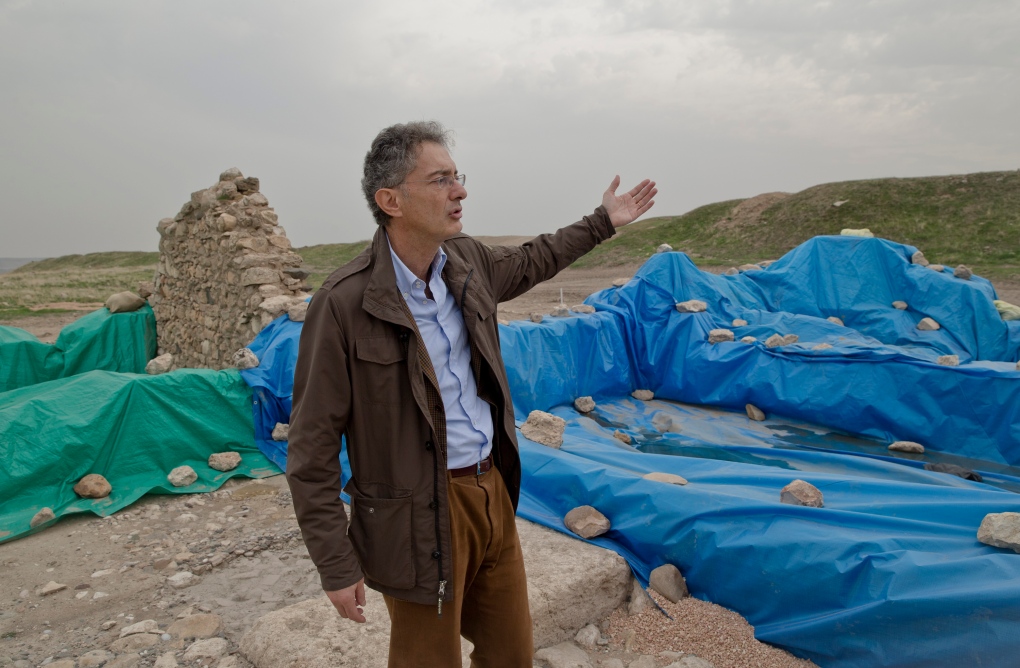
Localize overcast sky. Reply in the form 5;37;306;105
2;0;1018;258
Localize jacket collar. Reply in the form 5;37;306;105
362;225;408;327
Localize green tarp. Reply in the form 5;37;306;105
0;369;278;543
0;305;157;392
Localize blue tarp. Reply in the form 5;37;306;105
239;235;1020;667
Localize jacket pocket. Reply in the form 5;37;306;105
354;336;407;405
346;482;416;590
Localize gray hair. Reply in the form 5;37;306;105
361;121;453;226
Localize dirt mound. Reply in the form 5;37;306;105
711;192;791;231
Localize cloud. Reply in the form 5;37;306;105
0;0;1017;256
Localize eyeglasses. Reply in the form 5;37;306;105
401;174;466;189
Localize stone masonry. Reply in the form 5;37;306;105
150;168;310;369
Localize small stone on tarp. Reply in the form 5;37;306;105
917;317;941;331
977;512;1020;553
571;304;596;314
780;479;824;507
675;299;707;313
892;301;908;310
631;389;654;401
167;466;198;488
643;472;687;485
521;410;566;448
272;422;289;441
732;319;748;327
30;507;55;528
574;396;596;413
74;474;112;499
740;336;756;344
888;440;924;453
937;355;959;366
564;505;611;538
827;316;844;326
208;452;241;472
925;462;982;482
231;348;259;369
613;430;632;445
911;250;929;266
954;265;973;280
708;329;734;343
745;404;765;421
656;243;673;253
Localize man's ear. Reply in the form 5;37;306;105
375;188;403;220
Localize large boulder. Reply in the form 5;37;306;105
239;519;629;667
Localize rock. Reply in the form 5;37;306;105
832;200;849;207
643;472;687;485
259;295;298;319
100;621;118;631
675;300;707;313
813;343;833;350
740;336;756;344
840;228;874;237
45;661;76;668
629;656;656;668
271;422;290;441
732;318;748;327
745;404;765;421
612;430;632;445
92;569;115;578
780;480;824;508
30;507;55;528
937;355;959;366
917;317;941;331
183;638;229;662
764;333;785;348
892;301;908;310
977;513;1020;553
649;564;689;603
287;301;308;322
105;654;141;668
145;353;174;375
106;291;146;314
235;176;260;194
954;265;973;280
152;558;173;570
231;348;259;369
564;506;611;539
283;267;311;280
241;267;279;286
120;620;160;637
534;642;592;668
827;316;844;326
167;571;200;589
522;411;566;448
93;591;109;599
36;581;67;596
651;413;677;433
208;452;242;472
707;328;734;343
602;659;626;668
666;657;715;668
220;167;243;181
888;440;925;453
631;389;654;401
574;623;600;650
109;634;158;653
167;466;198;488
552;305;570;317
911;250;929;266
574;397;596;413
153;653;178;668
655;244;673;253
530;313;544;323
781;334;799;345
723;267;739;276
925;462;982;481
78;649;115;668
737;263;761;272
929;264;945;272
628;578;650;616
168;613;223;640
611;278;628;287
217;658;238;668
74;474;112;499
137;281;154;299
570;304;596;314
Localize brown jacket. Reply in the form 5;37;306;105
286;206;616;606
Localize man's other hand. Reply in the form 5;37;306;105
325;579;367;623
603;176;657;228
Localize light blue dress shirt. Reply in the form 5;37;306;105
388;235;494;469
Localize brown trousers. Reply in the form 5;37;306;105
384;467;533;667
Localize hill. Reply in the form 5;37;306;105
574;170;1020;278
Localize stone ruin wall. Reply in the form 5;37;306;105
150;168;311;370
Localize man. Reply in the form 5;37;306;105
287;121;656;667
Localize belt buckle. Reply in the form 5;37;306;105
476;459;483;476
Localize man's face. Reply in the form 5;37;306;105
393;142;466;244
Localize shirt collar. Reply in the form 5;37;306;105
385;231;447;295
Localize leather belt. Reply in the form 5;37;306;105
449;454;493;478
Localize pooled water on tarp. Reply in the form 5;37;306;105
582;397;1020;493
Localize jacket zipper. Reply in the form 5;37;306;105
431;438;446;616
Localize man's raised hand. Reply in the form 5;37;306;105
325;578;367;623
603;176;657;228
